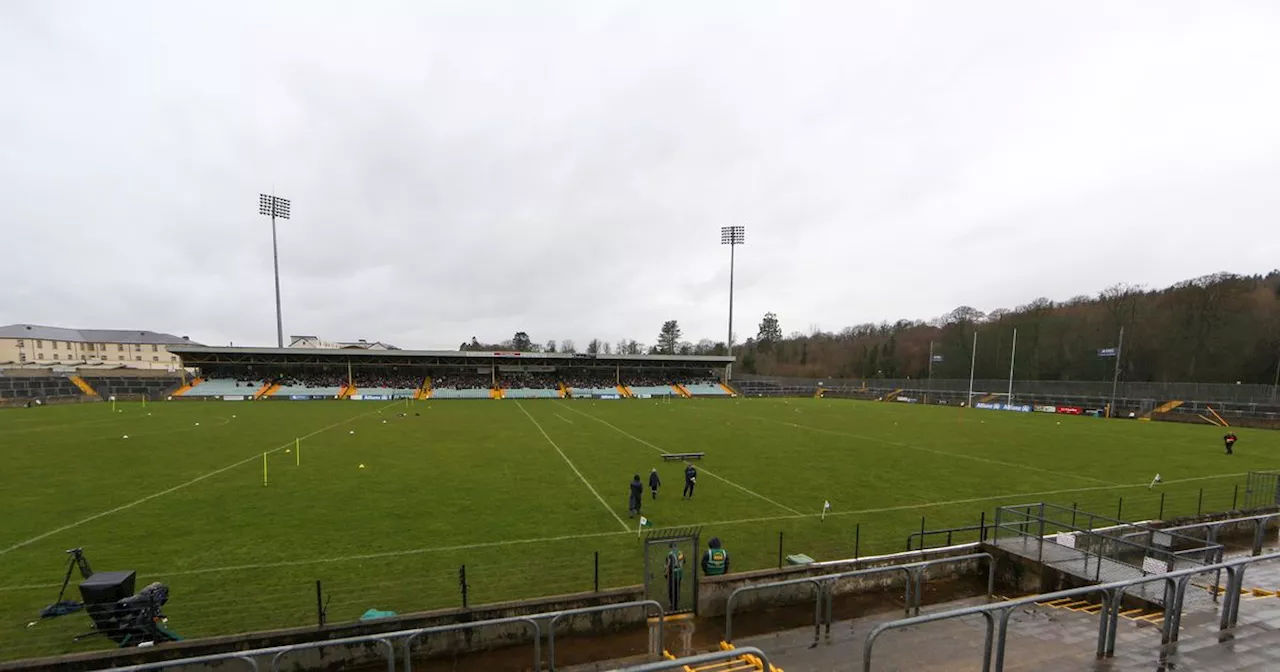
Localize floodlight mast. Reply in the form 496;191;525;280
720;226;745;360
258;193;291;348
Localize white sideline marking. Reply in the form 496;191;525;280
559;404;804;515
554;413;574;425
0;402;398;556
720;406;1119;487
1;471;1245;593
515;401;630;532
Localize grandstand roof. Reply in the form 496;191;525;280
170;345;732;365
0;324;199;345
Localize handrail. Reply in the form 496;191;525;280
615;646;775;671
401;616;542;672
862;550;1280;672
544;600;664;671
725;552;994;643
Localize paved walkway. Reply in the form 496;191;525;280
728;593;1280;671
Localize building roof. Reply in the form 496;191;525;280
170;345;733;364
0;324;199;345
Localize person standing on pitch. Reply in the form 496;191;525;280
682;462;697;499
664;543;685;611
628;474;643;517
1224;431;1238;455
701;537;730;576
649;468;661;500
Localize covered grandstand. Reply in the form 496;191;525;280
168;346;735;400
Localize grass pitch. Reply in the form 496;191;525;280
0;397;1267;660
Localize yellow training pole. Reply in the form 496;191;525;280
295;438;300;466
263;452;268;486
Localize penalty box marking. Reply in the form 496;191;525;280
515;401;631;532
1;471;1245;593
0;401;400;557
558;403;804;516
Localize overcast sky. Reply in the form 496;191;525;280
2;1;1278;349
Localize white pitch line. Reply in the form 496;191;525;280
722;406;1118;487
559;403;804;515
0;402;398;556
2;471;1245;593
554;413;574;425
514;401;630;532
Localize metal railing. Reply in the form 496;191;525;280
109;599;664;672
992;503;1224;587
615;647;774;671
906;513;988;551
862;550;1280;672
1159;511;1280;558
725;553;994;644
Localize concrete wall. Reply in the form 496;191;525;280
697;543;987;617
0;587;649;672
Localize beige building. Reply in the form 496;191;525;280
0;324;199;370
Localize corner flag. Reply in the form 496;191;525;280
638;516;653;536
822;500;831;522
1149;473;1162;489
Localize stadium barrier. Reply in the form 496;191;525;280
723;552;995;644
862;551;1280;672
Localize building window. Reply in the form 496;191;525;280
53;354;59;360
117;344;124;352
135;356;142;361
36;340;43;348
151;344;158;352
152;356;159;361
16;339;23;347
18;353;26;362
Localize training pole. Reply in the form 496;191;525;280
296;438;300;465
263;452;268;486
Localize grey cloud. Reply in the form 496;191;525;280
2;1;1278;350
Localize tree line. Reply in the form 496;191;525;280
458;320;727;357
740;271;1280;384
458;271;1280;385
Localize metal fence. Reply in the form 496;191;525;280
861;550;1280;672
110;599;664;672
735;374;1280;405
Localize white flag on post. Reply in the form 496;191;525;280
638;516;652;536
822;500;832;522
1149;473;1162;490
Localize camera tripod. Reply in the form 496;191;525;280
40;548;93;619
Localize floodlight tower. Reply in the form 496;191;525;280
258;193;291;348
721;225;745;357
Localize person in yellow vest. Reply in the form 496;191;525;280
701;537;730;576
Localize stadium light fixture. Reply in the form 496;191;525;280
720;226;745;360
259;193;291;348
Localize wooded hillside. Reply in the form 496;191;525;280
740;271;1280;384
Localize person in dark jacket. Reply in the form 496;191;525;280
1224;432;1238;455
628;474;643;517
682;463;697;499
649;468;661;500
701;537;729;576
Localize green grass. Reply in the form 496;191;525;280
0;397;1267;661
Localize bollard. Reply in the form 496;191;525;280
1198;489;1204;516
854;523;861;560
1233;484;1239;510
979;511;986;542
459;565;468;608
1071;503;1078;528
594;551;599;592
1117;497;1124;521
778;532;784;569
920;516;927;551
